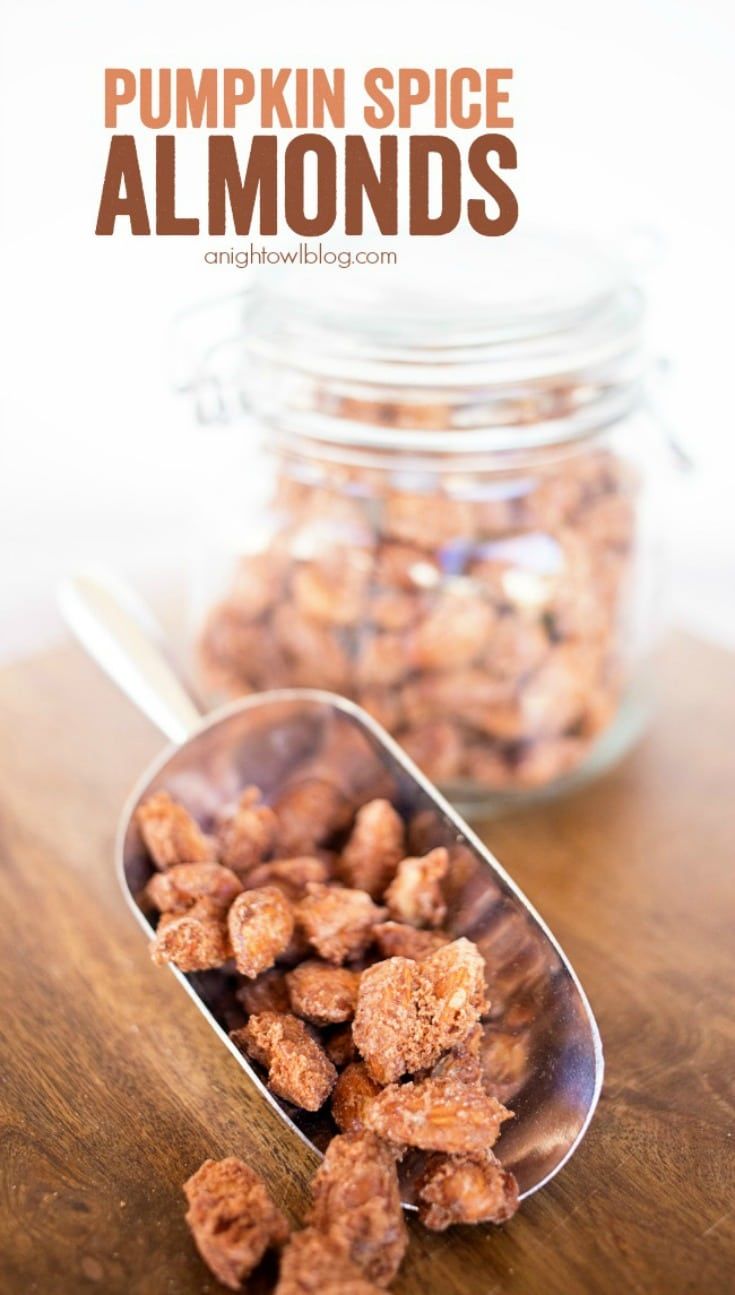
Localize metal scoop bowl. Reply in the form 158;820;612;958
60;570;603;1207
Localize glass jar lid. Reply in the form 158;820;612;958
178;230;647;452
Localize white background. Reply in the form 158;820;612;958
2;0;734;663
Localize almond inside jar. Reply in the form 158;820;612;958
186;234;664;807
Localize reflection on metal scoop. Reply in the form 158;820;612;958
59;569;603;1207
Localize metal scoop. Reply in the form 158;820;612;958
60;569;603;1206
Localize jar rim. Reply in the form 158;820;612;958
177;229;650;448
243;236;644;390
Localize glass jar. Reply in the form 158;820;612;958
180;233;672;813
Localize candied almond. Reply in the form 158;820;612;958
513;736;586;787
135;791;213;870
228;887;295;979
307;1131;407;1287
352;938;486;1083
373;922;451;961
286;961;361;1025
295;883;387;966
275;1227;384;1295
368;588;421;632
244;856;331;900
273;779;354;855
375;541;441;591
276;926;313;967
272;604;350;692
383;491;474;550
232;1012;336;1111
144;861;242;914
516;650;589;739
430;1023;484;1088
217;786;278;874
337;799;405;898
384;847;449;929
235;968;291;1016
581;490;636;550
151;898;230;972
398;721;464;783
291;556;368;627
417;1149;519;1230
351;957;418;1085
324;1024;359;1069
354;632;407;689
365;1074;512;1155
231;551;283;620
184;1156;289;1290
417;937;489;1053
331;1063;382;1135
402;667;513;731
519;466;586;528
199;600;283;694
409;591;496;671
481;610;550;682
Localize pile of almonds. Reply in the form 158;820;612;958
200;442;637;794
136;783;524;1291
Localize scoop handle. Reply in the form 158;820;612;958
58;570;202;745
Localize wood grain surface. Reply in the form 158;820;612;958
1;635;733;1295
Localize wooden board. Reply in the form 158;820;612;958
0;634;733;1294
